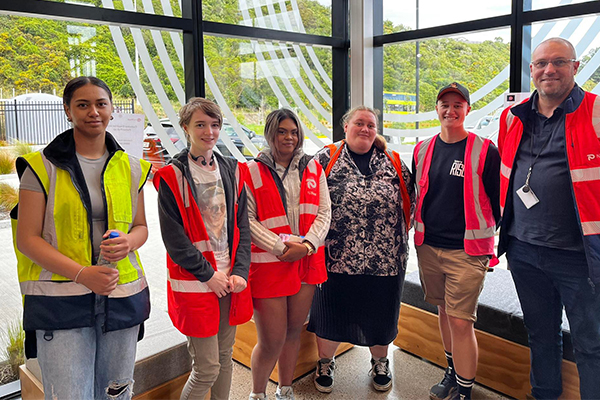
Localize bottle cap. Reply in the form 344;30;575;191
108;231;120;239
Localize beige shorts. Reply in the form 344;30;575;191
416;243;489;322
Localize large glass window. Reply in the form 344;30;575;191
35;0;182;17
203;0;332;37
531;0;597;11
383;28;511;151
382;0;511;33
204;35;332;157
530;15;600;93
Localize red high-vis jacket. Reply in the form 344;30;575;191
245;158;327;299
153;163;252;337
414;133;496;258
499;91;600;284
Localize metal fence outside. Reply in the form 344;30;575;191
0;99;135;144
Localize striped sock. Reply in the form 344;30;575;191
456;373;475;400
444;351;455;379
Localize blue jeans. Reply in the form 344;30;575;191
507;237;600;400
36;295;140;400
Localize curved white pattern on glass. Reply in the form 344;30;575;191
106;0;333;158
204;58;261;159
245;1;330;140
102;0;180;156
159;0;185;66
384;0;600;144
288;0;333;90
262;2;332;122
142;0;185;105
279;0;333;103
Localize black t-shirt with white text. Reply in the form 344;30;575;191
412;136;501;249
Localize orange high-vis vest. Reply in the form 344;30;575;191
413;133;496;258
245;158;327;298
324;140;412;234
498;91;600;283
153;163;252;338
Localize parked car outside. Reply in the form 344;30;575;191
143;118;266;172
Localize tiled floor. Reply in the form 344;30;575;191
229;345;510;400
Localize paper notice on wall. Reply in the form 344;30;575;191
107;113;145;159
504;92;530;109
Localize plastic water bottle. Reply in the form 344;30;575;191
97;231;120;268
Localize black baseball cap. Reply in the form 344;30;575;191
437;82;470;105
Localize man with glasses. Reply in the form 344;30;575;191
498;37;600;399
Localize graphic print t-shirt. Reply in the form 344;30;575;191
415;136;500;250
188;157;230;275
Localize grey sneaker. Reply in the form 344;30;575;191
369;357;392;391
275;385;295;400
314;358;336;393
429;367;458;400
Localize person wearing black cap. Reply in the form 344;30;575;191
412;82;500;400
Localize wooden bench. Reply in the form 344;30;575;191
232;319;354;383
394;269;580;400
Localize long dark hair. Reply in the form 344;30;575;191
263;108;304;160
63;76;113;107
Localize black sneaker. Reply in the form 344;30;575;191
430;367;458;400
369;357;392;391
314;358;336;393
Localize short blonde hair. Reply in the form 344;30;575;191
178;97;223;129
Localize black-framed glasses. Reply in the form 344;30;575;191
531;59;577;69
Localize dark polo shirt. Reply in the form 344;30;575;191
507;85;584;251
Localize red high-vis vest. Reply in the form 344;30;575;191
153;163;252;338
498;91;600;283
245;158;327;299
413;133;496;257
324;140;412;234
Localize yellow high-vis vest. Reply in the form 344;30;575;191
11;130;151;355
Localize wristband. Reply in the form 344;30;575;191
74;266;86;283
303;241;315;256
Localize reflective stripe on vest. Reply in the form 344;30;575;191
414;133;495;256
246;158;324;262
499;91;600;228
571;167;600;182
464;133;495;244
15;150;150;298
168;163;218;277
153;160;253;337
167;270;212;293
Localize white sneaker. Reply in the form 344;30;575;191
249;393;268;400
275;385;295;400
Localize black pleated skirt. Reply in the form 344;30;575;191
307;272;405;347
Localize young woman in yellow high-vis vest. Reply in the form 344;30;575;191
12;77;151;400
247;109;331;400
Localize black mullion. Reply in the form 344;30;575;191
332;0;349;142
204;20;344;47
0;0;191;31
510;0;526;92
182;0;203;100
524;1;600;24
374;15;512;46
373;0;384;130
